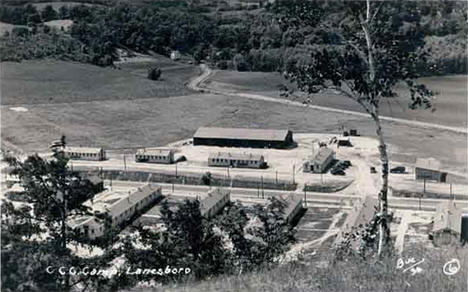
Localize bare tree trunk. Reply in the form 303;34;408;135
372;113;390;256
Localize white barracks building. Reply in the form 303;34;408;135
68;184;162;239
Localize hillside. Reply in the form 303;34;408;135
161;245;467;292
0;1;466;75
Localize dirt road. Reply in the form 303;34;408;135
191;65;467;134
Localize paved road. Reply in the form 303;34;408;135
190;65;467;134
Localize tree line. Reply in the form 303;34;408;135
0;1;466;73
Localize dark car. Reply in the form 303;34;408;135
332;170;345;176
390;166;406;174
343;160;352;167
370;167;377;173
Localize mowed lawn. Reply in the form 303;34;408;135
209;71;468;128
1;60;198;105
2;91;466;174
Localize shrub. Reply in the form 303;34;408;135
147;66;162;80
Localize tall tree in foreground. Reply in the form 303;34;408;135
2;150;104;291
273;0;433;255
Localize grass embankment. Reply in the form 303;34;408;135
163;246;467;292
96;169;297;191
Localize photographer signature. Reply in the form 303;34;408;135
396;257;461;277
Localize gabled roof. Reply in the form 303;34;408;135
311;147;334;165
416;157;441;171
209;152;264;161
64;146;103;154
200;188;230;215
136;148;173;156
194;127;290;142
278;195;302;217
84;184;161;217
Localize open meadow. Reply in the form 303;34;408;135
208;71;468;128
1;60;467;175
1;59;197;105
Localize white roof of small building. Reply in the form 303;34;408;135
136;148;173;156
194;127;290;142
209;152;264;161
64;146;103;154
84;184;161;217
416;157;441;171
68;215;96;229
433;201;462;234
310;147;334;165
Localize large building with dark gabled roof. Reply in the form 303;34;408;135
193;127;293;149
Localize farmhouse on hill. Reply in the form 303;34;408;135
415;157;447;182
193;127;293;149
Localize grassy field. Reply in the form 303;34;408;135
1;60;197;105
208;71;468;128
1;60;467;175
161;244;467;292
2;88;467;174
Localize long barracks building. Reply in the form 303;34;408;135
193;127;293;149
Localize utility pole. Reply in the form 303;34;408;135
175;163;178;177
304;184;307;207
450;182;453;200
123;154;127;172
227;166;230;178
292;164;295;184
276;170;278;184
261;175;264;199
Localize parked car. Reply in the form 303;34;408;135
370;167;377;173
332;169;345;176
390;166;406;174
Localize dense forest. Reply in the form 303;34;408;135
0;0;466;75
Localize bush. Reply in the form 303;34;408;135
147;66;162;80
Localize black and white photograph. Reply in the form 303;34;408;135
0;0;467;291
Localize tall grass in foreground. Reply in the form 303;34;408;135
163;245;467;292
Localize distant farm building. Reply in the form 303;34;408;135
415;158;447;182
69;184;162;239
303;148;335;173
135;148;175;164
208;152;266;169
193;127;293;149
431;201;465;246
200;188;230;218
280;195;303;224
63;147;106;161
170;50;181;61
